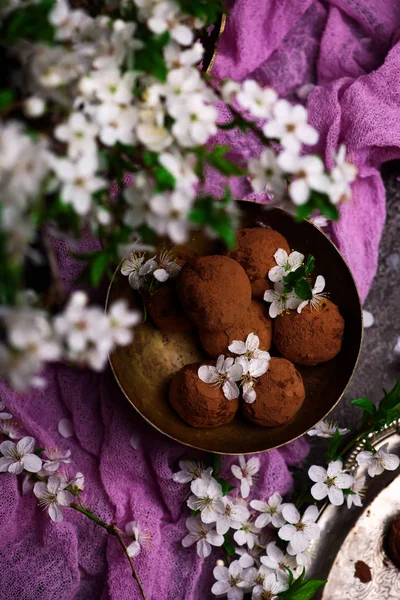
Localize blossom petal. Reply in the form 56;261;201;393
127;541;141;557
198;365;218;384
246;333;260;353
223;380;240;400
196;538;211;558
368;462;384;477
250;500;267;512
211;581;230;595
382;453;400;471
268;266;284;282
243;386;256;404
234;529;247;546
213;565;229;581
231;465;243;480
207;530;224;547
47;475;61;495
153;268;169;282
313;275;325;294
48;503;64;522
297;300;308;314
335;473;354;489
0;457;13;472
356;451;373;467
328;486;344;506
290;531;309;553
228;363;244;382
263;290;278;303
308;465;327;483
288;251;304;269
216;355;225;372
278;524;296;542
182;533;198;548
249;358;269;377
255;513;270;528
241;478;250;499
311;482;328;501
58;418;74;439
33;481;48;499
0;440;16;458
8;461;24;475
274;248;288;267
57;490;73;506
289;178;310;206
228;340;247;355
282;504;300;525
269;301;281;319
22;453;42;473
247;457;260;475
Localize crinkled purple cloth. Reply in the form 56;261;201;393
1;1;398;598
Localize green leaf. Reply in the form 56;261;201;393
223;539;235;556
284;267;305;284
295;202;314;222
0;89;14;112
2;0;56;44
212;214;236;248
351;397;376;416
207;154;246;177
216;477;235;496
191;509;200;517
280;579;326;600
210;454;222;477
91;253;110;287
153;165;176;191
305;254;315;275
34;448;44;455
294;279;313;300
326;429;342;461
313;193;339;221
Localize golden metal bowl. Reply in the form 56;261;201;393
106;203;363;454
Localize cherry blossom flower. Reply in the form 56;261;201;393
182;515;224;558
42;448;72;473
239;564;272;598
278;504;320;553
356;443;400;477
163;41;204;69
263;100;318;153
121;252;157;291
198;355;243;401
148;190;193;244
260;543;296;585
107;299;141;345
237;80;277;119
33;475;73;522
187;477;224;523
228;333;270;361
297;275;327;313
233;519;261;550
263;281;302;318
248;148;286;198
251;572;287;600
278;153;331;206
137;107;173;152
148;1;194;46
345;475;366;509
231;456;260;498
54;112;97;159
329;145;357;204
7;312;61;365
308;460;353;506
58;418;74;439
215;496;250;536
310;213;329;229
0;419;23;440
158;150;198;193
307;420;349;438
0;401;12;421
172;461;213;484
163;67;203;114
0;436;42;475
125;520;152;557
291;539;317;567
171;97;218;147
153;250;181;283
212;560;246;599
221;80;241;103
80;69;136;104
236;542;268;568
268;249;304;283
95;102;138;146
250;492;285;529
236;357;269;404
72;472;85;491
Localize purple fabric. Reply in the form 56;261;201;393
1;1;397;598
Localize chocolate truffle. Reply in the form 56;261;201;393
251;278;272;300
242;357;305;427
227;228;290;282
145;281;192;332
178;255;252;331
198;300;272;358
388;515;400;569
274;299;344;366
169;361;239;428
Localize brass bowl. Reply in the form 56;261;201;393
106;203;363;454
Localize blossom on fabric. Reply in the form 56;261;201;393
268;248;304;283
212;560;246;600
54;112;97;159
121;251;157;291
278;152;331;206
263;99;318;152
233;519;261;550
42;448;72;473
308;460;354;506
187;477;224;523
58;418;74;439
345;475;366;509
0;401;12;420
153;250;182;283
215;496;250;536
0;419;23;440
182;515;224;558
251;571;287;600
248;148;286;198
239;564;272;598
297;275;327;313
172;461;213;484
171;96;218;147
278;504;320;553
228;333;270;361
356;443;400;477
220;80;241;103
7;312;61;365
329;144;357;204
307;420;349;438
250;492;285;529
198;355;243;401
33;475;73;522
231;456;260;498
260;542;296;585
237;80;277;119
107;299;141;345
125;520;152;557
0;436;42;475
263;281;302;318
236;357;269;404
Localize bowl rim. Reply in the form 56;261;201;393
106;205;364;454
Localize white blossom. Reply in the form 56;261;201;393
148;190;193;243
173;461;213;484
23;96;46;118
362;310;374;328
292;539;317;567
221;80;241;104
356;443;400;477
107;299;141;345
148;1;194;46
80;69;136;104
158;150;198;193
251;572;287;600
297;275;327;313
231;456;260;499
329;145;357;204
278;504;320;553
125;520;152;557
137;107;173;152
233;519;261;550
268;248;304;283
0;420;23;440
120;251;157;290
171;96;218;147
163;67;203;115
308;460;354;506
212;560;246;600
182;515;224;558
248;148;286;198
33;475;73;522
228;333;270;361
7;312;61;364
307;420;349;438
278;152;331;206
263;100;318;152
0;401;12;421
198;355;243;401
153;250;182;283
95;102;137;146
187;476;224;523
215;496;250;536
260;543;296;584
235;357;269;404
346;475;366;509
42;447;72;473
237;80;277;119
263;281;302;318
54;112;98;159
250;492;285;529
239;564;272;599
163;41;204;69
0;436;42;475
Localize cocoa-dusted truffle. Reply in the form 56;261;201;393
227;228;290;282
178;255;252;331
145;281;192;332
251;278;272;300
388;515;400;569
274;299;344;366
198;300;272;358
242;357;305;427
169;361;238;428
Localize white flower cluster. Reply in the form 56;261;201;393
263;248;327;318
174;457;322;599
121;248;181;291
198;333;270;404
222;79;357;207
0;291;140;390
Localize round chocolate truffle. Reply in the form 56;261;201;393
227;228;290;282
178;255;252;331
169;362;239;428
198;300;272;358
251;278;272;300
388;515;400;569
145;281;192;332
274;299;344;366
242;357;305;427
